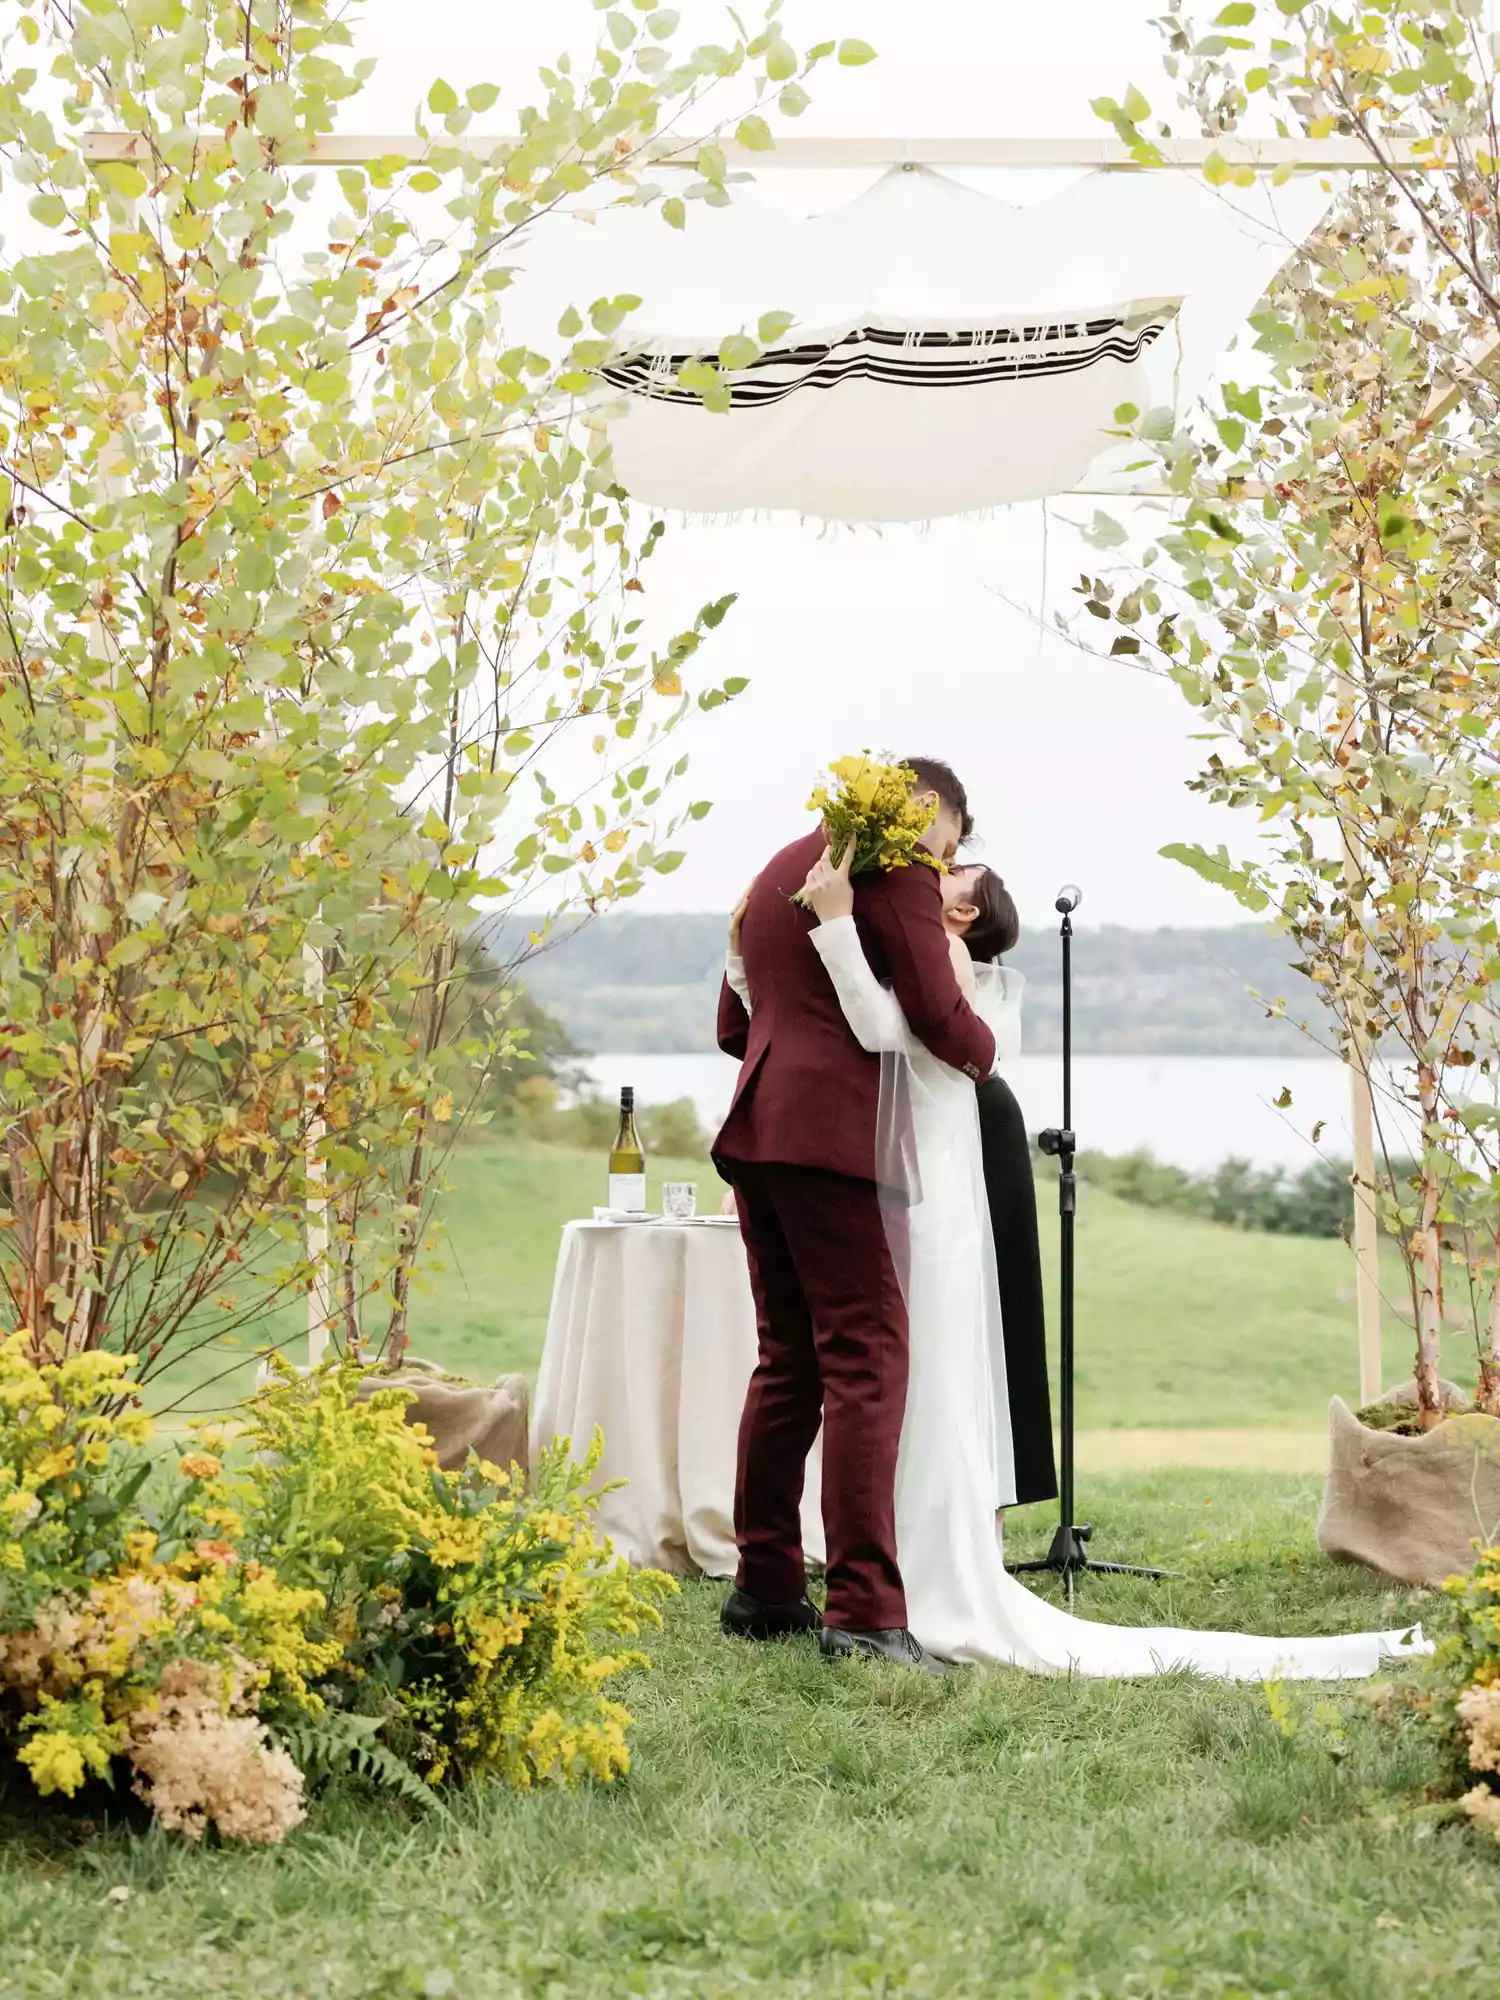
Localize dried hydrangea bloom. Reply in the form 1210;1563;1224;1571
125;1661;305;1847
1459;1684;1500;1775
1462;1783;1500;1842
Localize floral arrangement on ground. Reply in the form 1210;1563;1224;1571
0;1339;671;1844
1431;1539;1500;1844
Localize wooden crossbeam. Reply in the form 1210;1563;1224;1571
77;131;1460;171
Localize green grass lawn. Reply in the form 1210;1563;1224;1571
151;1144;714;1421
156;1139;1464;1433
1;1470;1489;1999
10;1149;1497;1993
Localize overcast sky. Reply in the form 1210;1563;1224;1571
331;1;1292;930
8;1;1313;930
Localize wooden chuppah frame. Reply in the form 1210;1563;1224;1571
81;129;1469;1391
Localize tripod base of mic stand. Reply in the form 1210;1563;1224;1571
1008;1521;1173;1608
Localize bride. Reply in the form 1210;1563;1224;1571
727;843;1425;1680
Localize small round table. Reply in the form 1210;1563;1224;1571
533;1218;824;1578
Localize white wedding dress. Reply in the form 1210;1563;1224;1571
729;920;1426;1679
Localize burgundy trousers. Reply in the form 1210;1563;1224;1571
726;1160;909;1632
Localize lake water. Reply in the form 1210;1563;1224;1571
580;1052;1419;1171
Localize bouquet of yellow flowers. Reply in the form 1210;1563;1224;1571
792;754;939;906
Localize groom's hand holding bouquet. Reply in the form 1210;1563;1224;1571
790;755;940;908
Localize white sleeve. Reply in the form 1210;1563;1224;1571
809;916;907;1053
725;952;751;1013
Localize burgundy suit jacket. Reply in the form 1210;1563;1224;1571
713;830;997;1184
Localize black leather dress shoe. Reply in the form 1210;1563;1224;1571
720;1586;821;1642
819;1625;942;1673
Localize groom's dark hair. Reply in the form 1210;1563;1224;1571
900;756;973;840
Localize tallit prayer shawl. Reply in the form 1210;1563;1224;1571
513;164;1332;522
602;309;1172;519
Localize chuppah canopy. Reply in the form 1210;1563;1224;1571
522;164;1334;522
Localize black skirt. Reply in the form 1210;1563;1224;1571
976;1074;1058;1507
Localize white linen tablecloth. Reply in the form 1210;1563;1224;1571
532;1219;824;1578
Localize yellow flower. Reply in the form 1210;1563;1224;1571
33;1444;76;1482
19;1729;90;1797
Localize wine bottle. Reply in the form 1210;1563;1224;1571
608;1086;647;1213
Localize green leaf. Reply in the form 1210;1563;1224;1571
719;334;760;371
1110;635;1141;655
1203;149;1233;188
428;79;459;115
1160;843;1269;911
838;38;877;66
766;35;797;80
466;83;500;112
1246;66;1271;92
736;114;775;151
757;310;795;346
1122;84;1151;123
99;162;147;199
647;9;680;35
1378;494;1411;544
254;82;297;140
1214;3;1256;23
662;196;686;230
1083;510;1127;550
779;82;810;117
27;192;66;228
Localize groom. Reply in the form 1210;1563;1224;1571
712;757;996;1669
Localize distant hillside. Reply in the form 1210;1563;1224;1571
478;912;1327;1058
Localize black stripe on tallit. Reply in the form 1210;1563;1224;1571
599;319;1166;408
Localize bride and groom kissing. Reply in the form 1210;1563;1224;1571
710;757;1422;1681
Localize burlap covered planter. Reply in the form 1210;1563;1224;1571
1317;1393;1500;1587
353;1358;531;1480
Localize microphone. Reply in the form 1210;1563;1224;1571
1055;884;1082;915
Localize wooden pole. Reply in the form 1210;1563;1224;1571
303;927;332;1368
70;189;135;1351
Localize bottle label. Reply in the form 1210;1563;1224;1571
608;1174;647;1213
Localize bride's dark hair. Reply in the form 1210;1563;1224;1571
959;866;1019;963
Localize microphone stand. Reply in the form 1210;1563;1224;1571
1008;886;1170;1608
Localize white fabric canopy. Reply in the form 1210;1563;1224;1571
514;165;1332;522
